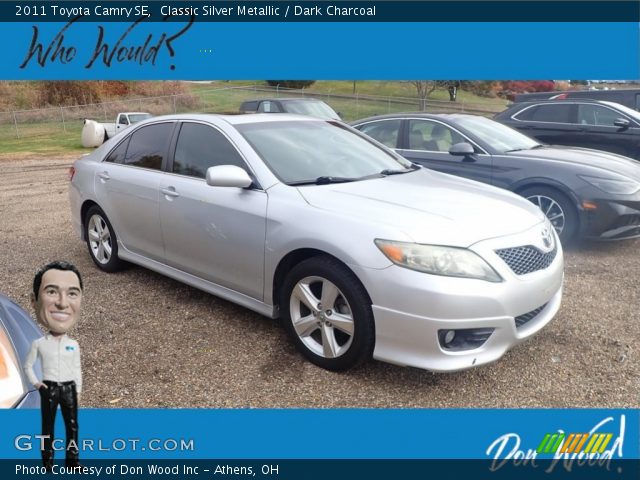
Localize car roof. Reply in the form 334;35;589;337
242;97;326;103
352;112;479;124
508;99;619;108
139;113;328;126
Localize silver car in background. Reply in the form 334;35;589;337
69;114;563;372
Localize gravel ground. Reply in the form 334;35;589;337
1;156;638;408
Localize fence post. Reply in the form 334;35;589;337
173;95;177;113
12;111;19;138
60;107;66;132
102;103;108;122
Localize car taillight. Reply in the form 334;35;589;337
68;166;76;181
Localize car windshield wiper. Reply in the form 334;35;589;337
380;164;421;175
288;176;360;186
506;145;545;153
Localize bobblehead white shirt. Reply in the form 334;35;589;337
24;269;83;392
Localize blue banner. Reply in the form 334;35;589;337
1;409;638;459
5;21;639;79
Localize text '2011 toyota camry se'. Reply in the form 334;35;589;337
69;114;563;372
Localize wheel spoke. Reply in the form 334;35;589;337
293;314;319;338
321;324;339;358
102;240;112;259
292;282;320;313
320;281;340;308
97;243;105;262
88;229;100;242
329;312;354;335
545;200;557;216
548;213;564;221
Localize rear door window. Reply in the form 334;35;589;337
123;123;174;170
357;120;401;148
525;104;573;124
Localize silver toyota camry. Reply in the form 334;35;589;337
69;114;564;372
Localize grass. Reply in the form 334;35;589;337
0;81;508;157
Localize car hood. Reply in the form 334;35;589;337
509;146;640;181
297;169;545;247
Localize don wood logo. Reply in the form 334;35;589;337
486;415;626;473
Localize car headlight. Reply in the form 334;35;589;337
579;174;640;195
375;239;502;282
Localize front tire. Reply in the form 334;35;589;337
520;186;578;245
280;256;375;371
84;206;125;272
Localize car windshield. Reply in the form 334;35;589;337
128;114;152;124
283;101;341;120
456;115;540;153
237;120;413;184
601;101;640;122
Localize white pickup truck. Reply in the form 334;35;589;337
81;112;152;147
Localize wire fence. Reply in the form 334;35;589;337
0;85;503;141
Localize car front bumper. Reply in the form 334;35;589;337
580;196;640;240
351;226;564;372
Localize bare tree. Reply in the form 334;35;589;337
411;81;439;110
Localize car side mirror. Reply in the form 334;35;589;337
449;142;475;156
206;165;253;188
613;118;630;128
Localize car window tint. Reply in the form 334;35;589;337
258;101;281;113
513;106;539;121
577;104;622;126
635;94;640;111
408;120;465;152
528;104;572;123
104;137;130;163
123;123;173;170
118;116;128;125
173;123;246;178
358;120;401;148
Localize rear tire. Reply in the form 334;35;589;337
280;256;375;371
520;186;578;244
84;206;125;272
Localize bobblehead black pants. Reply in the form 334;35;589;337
39;381;79;467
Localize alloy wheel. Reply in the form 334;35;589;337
289;276;355;359
87;214;112;265
526;194;565;235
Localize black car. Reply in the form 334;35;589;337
513;89;640;111
495;99;640;160
0;293;42;408
352;113;640;243
239;97;341;120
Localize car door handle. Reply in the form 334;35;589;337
98;171;110;181
161;187;180;198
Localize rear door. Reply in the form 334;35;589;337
94;122;175;261
510;103;581;146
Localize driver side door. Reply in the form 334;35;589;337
396;119;493;185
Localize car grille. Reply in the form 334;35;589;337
612;214;640;229
495;245;557;275
515;303;548;329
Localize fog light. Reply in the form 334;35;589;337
438;328;495;352
443;330;456;345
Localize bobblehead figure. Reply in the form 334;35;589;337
23;261;84;471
